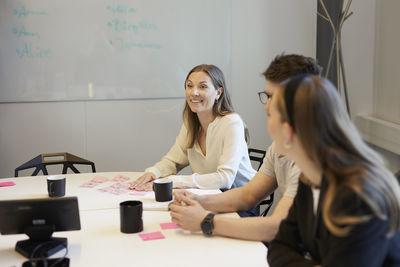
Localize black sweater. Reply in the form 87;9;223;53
268;177;400;267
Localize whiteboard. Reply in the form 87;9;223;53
0;0;232;102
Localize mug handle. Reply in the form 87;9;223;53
152;183;155;191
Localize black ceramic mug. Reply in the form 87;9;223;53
120;200;143;233
47;175;66;197
153;178;173;202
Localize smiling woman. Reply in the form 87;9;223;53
185;72;221;115
183;64;235;150
129;64;256;192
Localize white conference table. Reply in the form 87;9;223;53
0;172;268;267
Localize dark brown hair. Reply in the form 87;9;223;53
275;75;400;237
263;54;322;82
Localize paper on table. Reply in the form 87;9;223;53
143;201;171;211
128;190;149;196
186;188;221;195
80;175;109;188
140;188;220;211
112;174;131;182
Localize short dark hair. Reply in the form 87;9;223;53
262;54;322;82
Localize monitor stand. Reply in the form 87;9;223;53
15;225;68;258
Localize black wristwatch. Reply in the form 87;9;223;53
201;213;215;236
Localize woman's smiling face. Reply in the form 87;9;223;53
185;71;221;116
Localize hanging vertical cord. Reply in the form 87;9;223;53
338;0;353;116
317;0;353;116
317;0;337;80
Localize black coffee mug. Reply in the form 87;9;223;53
120;200;143;234
153;178;173;202
47;176;66;197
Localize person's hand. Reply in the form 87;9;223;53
169;194;209;232
172;189;199;203
129;172;156;191
134;181;154;191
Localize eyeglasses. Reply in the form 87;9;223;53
257;91;272;104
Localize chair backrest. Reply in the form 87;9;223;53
248;148;274;216
15;152;96;177
248;148;266;171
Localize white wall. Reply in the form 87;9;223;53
341;0;376;118
232;0;316;151
0;1;316;178
342;0;400;172
374;0;400;123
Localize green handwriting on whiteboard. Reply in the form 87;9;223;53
13;5;48;18
106;4;136;13
16;42;51;59
109;38;161;50
107;19;157;33
12;26;40;39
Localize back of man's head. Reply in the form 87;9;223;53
263;54;322;82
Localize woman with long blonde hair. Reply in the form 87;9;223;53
267;75;400;266
130;64;255;192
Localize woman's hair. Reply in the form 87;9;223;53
275;75;400;237
182;64;239;148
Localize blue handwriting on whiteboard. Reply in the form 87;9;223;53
16;42;51;59
107;19;157;33
12;26;40;39
13;5;48;18
138;20;157;30
110;38;161;50
106;4;136;13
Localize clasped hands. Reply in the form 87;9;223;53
130;173;210;232
169;190;209;232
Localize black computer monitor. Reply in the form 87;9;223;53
0;196;81;258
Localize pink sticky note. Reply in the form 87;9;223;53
80;181;99;188
160;222;178;230
112;174;131;182
92;176;109;183
0;181;16;187
138;232;165;241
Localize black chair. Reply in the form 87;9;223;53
248;148;266;171
15;152;96;177
248;148;274;217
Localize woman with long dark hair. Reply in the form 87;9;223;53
267;75;400;266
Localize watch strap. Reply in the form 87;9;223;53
201;213;215;236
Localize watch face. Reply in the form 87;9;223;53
202;221;212;234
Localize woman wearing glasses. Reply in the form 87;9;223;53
267;75;400;266
130;64;256;191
